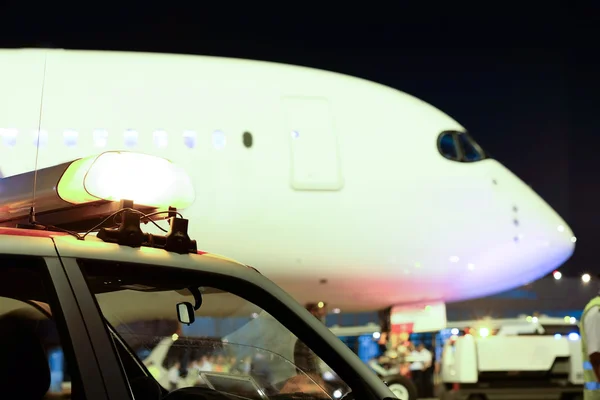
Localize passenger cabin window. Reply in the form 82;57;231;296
438;131;486;163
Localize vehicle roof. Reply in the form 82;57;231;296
0;227;252;272
0;227;61;257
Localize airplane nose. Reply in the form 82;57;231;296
510;182;575;277
487;161;575;278
524;201;575;258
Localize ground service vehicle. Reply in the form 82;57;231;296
329;324;418;400
440;316;584;400
0;151;396;400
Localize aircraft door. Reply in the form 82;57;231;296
282;97;343;191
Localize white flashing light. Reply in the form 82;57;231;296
554;333;562;340
582;273;591;283
553;271;562;280
557;225;565;232
570;317;577;324
56;152;195;209
479;327;490;337
332;308;341;314
451;328;459;335
372;332;381;340
571;236;577;243
532;316;538;323
568;332;580;341
333;390;342;399
323;371;335;381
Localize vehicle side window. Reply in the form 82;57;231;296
0;256;85;399
78;259;351;400
438;132;459;160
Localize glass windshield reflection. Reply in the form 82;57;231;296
80;261;350;399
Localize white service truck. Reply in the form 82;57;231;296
440;315;584;400
329;323;419;400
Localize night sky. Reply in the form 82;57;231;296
1;7;597;277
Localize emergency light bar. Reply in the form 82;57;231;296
57;152;194;208
0;152;195;230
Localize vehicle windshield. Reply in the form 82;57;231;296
79;259;350;400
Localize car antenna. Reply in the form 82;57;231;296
29;54;48;227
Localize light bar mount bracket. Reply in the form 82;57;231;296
97;200;197;254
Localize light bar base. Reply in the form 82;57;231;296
97;200;198;254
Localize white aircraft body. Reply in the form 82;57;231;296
0;49;575;312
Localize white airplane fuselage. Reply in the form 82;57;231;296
0;49;575;312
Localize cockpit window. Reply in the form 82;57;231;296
437;131;487;163
438;132;459;160
458;134;484;162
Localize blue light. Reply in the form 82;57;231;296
48;348;64;393
554;333;562;340
357;334;381;363
568;332;580;341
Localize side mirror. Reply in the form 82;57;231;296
177;302;195;325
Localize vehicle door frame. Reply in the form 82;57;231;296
44;255;111;400
58;258;394;400
0;253;109;400
58;256;134;400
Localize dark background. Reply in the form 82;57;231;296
0;6;598;277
